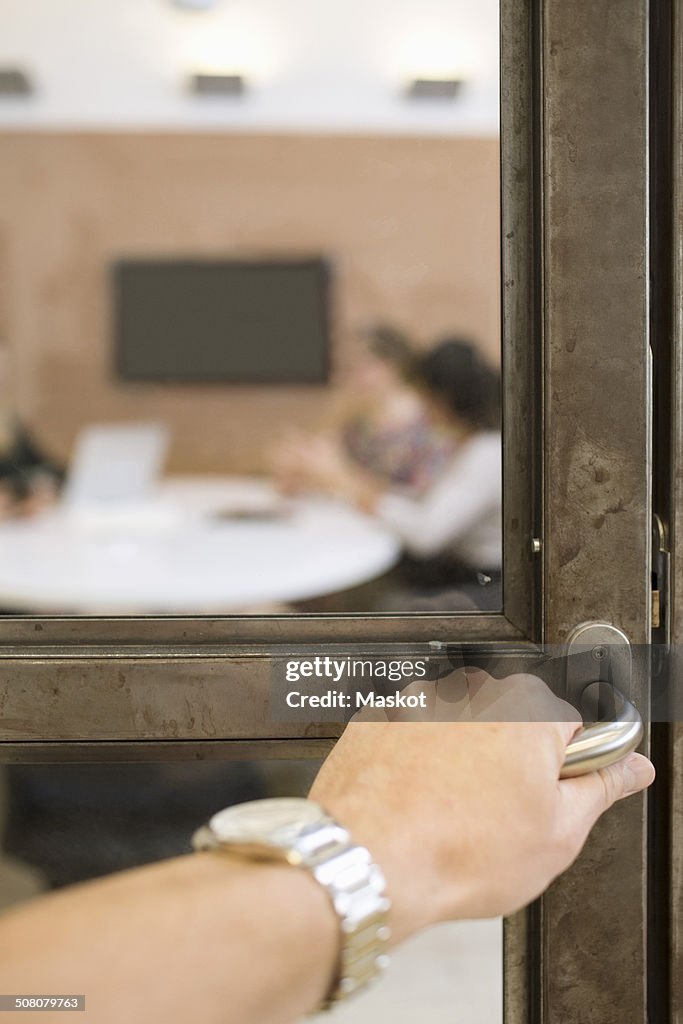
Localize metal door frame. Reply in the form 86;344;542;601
504;1;652;1022
0;2;656;1023
667;0;682;1020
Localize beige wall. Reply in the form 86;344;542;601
0;132;500;474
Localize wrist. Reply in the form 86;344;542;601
309;792;438;947
193;798;392;1008
201;852;340;1015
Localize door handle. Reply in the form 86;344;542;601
561;682;643;778
559;622;644;779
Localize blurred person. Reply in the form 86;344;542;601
0;671;655;1024
0;341;63;518
279;338;502;609
273;323;454;496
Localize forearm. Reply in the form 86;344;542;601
370;492;451;556
0;852;338;1024
374;485;494;558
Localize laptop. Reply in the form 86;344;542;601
62;422;169;509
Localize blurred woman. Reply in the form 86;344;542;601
273;324;454;496
281;338;502;609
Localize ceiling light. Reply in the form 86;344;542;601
189;72;246;96
171;0;221;11
0;68;33;97
406;78;464;101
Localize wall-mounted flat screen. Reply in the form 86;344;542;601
113;258;330;384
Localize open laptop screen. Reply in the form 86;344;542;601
62;423;169;507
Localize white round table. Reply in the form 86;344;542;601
0;477;400;614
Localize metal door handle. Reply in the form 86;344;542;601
559;623;643;778
561;681;643;778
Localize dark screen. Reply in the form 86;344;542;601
113;258;330;383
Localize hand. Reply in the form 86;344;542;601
269;432;338;496
271;433;379;507
353;666;583;723
310;672;654;943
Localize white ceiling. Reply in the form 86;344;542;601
0;0;499;135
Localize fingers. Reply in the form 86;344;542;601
467;671;580;726
353;671;583;732
558;751;655;841
612;752;656;798
589;751;655;805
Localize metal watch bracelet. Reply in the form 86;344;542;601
192;813;392;1008
296;819;392;1008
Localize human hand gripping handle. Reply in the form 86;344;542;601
309;674;655;946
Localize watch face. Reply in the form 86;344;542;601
208;798;327;849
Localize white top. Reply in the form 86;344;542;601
0;478;400;614
376;431;502;568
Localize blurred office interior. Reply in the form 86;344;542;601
0;3;503;1020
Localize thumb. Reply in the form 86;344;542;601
559;752;655;836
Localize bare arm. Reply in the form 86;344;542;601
0;852;338;1024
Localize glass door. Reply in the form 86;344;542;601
0;0;658;1021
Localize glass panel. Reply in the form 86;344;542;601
0;0;502;616
0;761;503;1022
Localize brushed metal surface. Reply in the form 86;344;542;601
539;0;650;1021
670;2;683;1020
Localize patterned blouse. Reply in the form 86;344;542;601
342;414;455;492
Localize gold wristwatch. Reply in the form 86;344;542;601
192;797;391;1008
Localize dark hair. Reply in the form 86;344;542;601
357;324;416;377
415;338;500;431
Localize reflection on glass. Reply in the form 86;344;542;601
0;0;501;615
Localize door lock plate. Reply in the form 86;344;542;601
565;622;632;707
